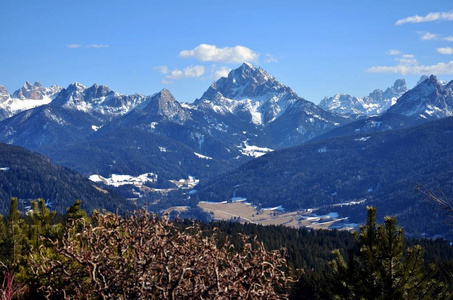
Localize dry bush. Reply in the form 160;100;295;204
29;210;289;299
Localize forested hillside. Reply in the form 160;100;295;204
0;143;131;213
196;117;453;238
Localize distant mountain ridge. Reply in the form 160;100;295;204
314;75;453;141
388;75;453;120
319;79;408;118
50;82;153;119
0;82;62;120
0;65;452;189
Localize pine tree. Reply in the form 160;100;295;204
330;207;447;299
27;198;57;249
0;198;27;269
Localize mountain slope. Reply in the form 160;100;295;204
195;117;453;238
0;105;101;152
51;89;250;182
195;63;347;146
0;143;131;214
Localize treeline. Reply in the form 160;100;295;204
0;198;452;299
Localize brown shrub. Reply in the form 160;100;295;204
29;210;289;299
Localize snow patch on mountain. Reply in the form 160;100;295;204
239;140;273;158
89;172;158;187
194;152;213;160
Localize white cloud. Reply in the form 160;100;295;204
86;44;109;48
179;44;259;63
154;65;169;74
264;53;278;63
387;49;401;55
444;36;453;42
417;31;438;41
67;44;82;48
397;54;417;66
212;66;231;79
437;47;453;55
396;11;453;25
367;60;453;75
163;65;205;83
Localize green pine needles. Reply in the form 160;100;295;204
330;207;448;299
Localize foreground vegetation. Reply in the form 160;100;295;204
0;198;451;299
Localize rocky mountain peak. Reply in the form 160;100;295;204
0;85;9;102
392;79;407;93
85;84;113;100
416;75;429;86
320;79;407;118
142;88;187;121
387;74;452;119
67;82;87;92
12;81;61;100
199;63;292;103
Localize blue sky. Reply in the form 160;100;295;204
1;0;452;104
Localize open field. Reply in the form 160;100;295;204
197;201;356;231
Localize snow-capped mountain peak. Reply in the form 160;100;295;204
0;82;63;121
207;62;289;101
0;86;9;102
196;63;300;125
50;83;152;118
320;79;407;118
387;75;453;119
12;81;62;100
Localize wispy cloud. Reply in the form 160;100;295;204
66;44;82;48
368;61;453;75
86;44;109;48
396;11;453;25
66;44;109;49
154;65;169;74
368;53;453;74
437;47;453;55
179;44;259;63
445;36;453;42
417;31;438;41
162;65;205;83
387;49;401;56
264;53;278;63
398;54;417;65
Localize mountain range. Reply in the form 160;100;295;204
0;63;452;237
0;65;452;184
320;79;408;118
0;63;351;182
